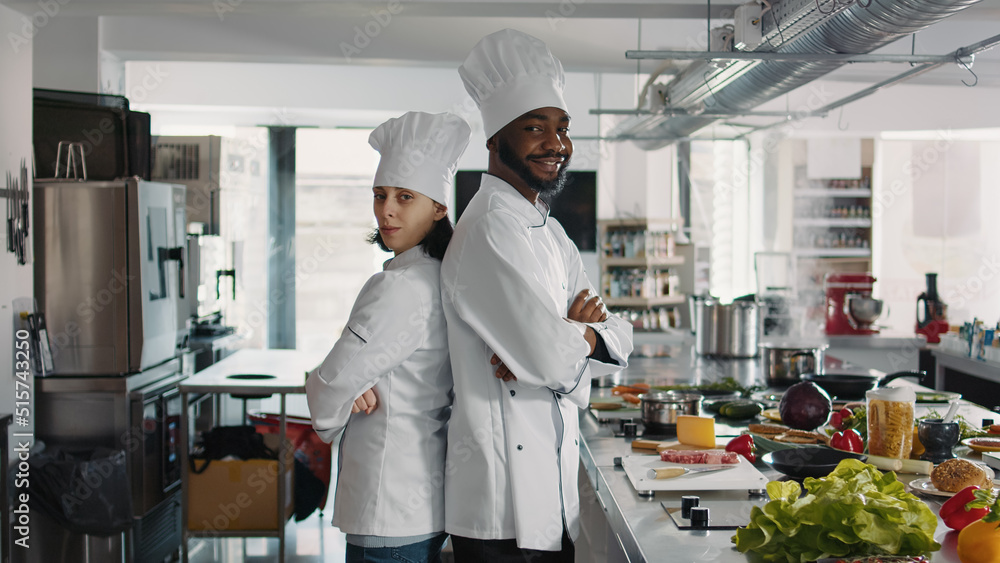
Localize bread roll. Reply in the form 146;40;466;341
930;458;992;493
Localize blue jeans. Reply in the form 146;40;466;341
345;533;448;563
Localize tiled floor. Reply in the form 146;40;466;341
180;422;597;562
186;495;349;562
183;470;599;563
182;401;459;563
184;459;458;563
185;504;458;563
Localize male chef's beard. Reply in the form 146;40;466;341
498;137;571;199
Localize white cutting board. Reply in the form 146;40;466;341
622;454;768;492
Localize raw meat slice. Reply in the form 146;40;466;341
659;449;740;464
704;450;740;464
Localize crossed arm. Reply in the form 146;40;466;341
492;288;609;382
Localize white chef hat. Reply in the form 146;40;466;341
369;111;472;207
459;29;568;139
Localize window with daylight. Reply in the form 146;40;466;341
295;128;387;355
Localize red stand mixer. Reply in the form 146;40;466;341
825;273;884;335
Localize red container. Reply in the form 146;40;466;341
249;412;332;510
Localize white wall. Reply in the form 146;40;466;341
602;138;675;219
129;61;605;178
32;15;100;91
128;61;687;223
120;56;1000;317
758;79;1000;135
1;2;36;454
874;136;1000;329
127;60;1000;215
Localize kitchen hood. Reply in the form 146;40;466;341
609;0;984;149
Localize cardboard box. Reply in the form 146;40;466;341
187;435;294;531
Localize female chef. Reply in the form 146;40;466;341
305;111;471;563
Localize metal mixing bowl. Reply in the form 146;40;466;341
846;294;884;324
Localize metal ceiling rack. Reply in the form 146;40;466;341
591;108;829;118
599;31;1000;142
602;0;997;148
624;50;975;64
727;31;1000;139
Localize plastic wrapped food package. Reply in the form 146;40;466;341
867;386;916;459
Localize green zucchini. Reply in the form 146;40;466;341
719;400;763;419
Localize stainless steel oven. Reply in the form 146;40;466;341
33;178;187;375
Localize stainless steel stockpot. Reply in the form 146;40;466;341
694;299;761;358
759;342;828;387
715;301;760;358
640;391;703;427
691;295;717;355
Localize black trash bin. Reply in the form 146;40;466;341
28;446;133;536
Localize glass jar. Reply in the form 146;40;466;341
866;386;916;459
623;232;635;258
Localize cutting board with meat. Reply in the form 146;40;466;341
621;453;768;492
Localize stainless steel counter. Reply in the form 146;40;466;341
821;334;927;350
631;332;927;377
634;332;926;352
932;346;1000;387
580;418;770;563
579;344;986;563
593;342;872;389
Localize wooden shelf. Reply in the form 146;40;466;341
794;189;872;198
601;255;685;268
598;218;681;232
793;248;871;258
598;218;690;331
604;294;687;308
794;218;871;228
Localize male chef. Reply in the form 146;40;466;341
441;29;634;561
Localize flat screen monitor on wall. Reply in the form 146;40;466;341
453;171;597;252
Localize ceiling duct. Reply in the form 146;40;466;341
613;0;982;150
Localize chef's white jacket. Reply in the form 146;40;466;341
441;174;633;551
305;246;452;537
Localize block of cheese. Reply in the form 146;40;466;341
676;415;717;448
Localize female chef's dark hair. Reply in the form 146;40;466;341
368;217;454;261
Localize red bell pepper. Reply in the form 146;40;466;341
941;485;990;531
830;411;842;430
830;428;864;453
830;431;843;450
830;408;854;431
726;434;755;463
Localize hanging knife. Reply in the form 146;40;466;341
20;158;29;264
13;173;23;263
21;158;28;231
6;171;13;253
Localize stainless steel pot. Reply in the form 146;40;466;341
688;294;711;335
694;299;761;358
759;343;828;387
716;301;760;358
692;296;717;355
640;391;703;428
